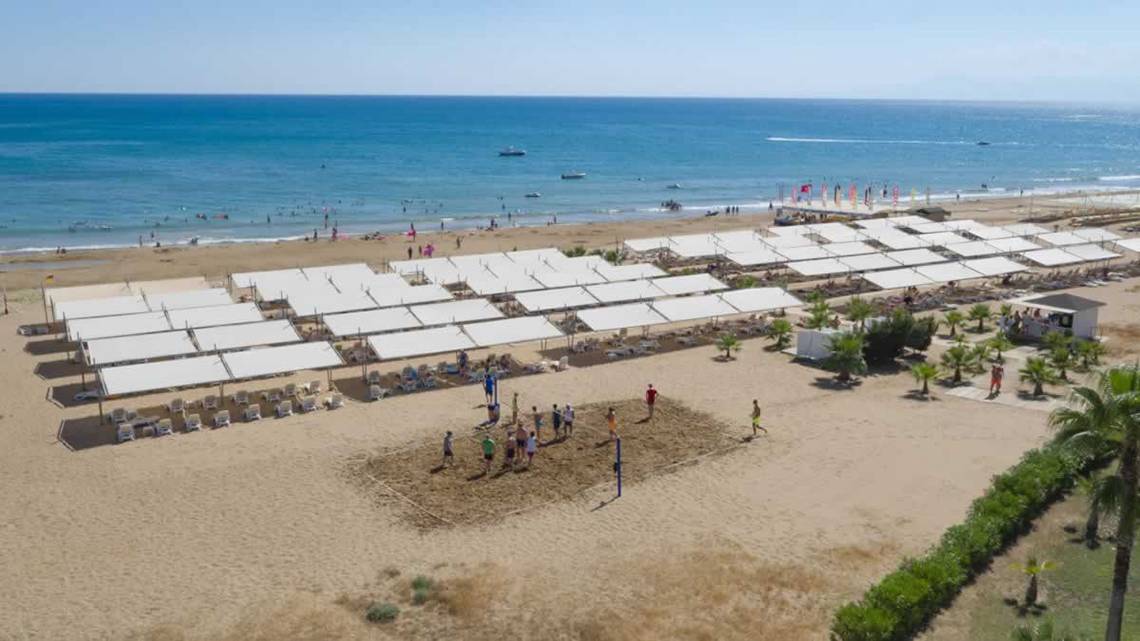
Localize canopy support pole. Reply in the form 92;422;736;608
98;396;105;424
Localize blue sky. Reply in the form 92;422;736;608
2;1;1139;101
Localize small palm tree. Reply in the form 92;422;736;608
1020;357;1060;397
806;299;832;330
943;309;965;337
968;303;992;332
766;318;793;350
911;362;938;396
940;344;978;384
1050;348;1073;381
999;303;1014;318
970;343;993;370
845;296;875;332
1012;556;1054;608
716;333;741;360
1043;330;1073;353
1075;339;1106;370
1076;475;1108;548
825;332;867;383
988;331;1015;362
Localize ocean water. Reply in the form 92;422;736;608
2;95;1140;252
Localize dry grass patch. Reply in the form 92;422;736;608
351;398;742;529
1100;321;1140;358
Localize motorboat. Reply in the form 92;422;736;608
667;183;682;190
976;141;991;146
561;172;587;180
499;147;527;157
525;192;541;198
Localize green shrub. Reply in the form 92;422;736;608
413;587;430;605
829;440;1101;641
863;309;930;365
411;575;433;591
366;602;400;623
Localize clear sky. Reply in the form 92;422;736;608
2;1;1139;102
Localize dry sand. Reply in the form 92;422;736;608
0;195;1137;640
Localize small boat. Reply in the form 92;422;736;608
525;192;541;198
499;147;527;157
976;141;991;146
666;183;682;190
561;172;587;180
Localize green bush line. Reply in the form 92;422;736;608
830;439;1105;641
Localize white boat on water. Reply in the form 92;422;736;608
667;183;682;190
499;147;527;157
561;172;586;180
525;192;541;198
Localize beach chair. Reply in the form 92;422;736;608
202;395;219;411
284;383;298;398
326;394;344;410
265;389;283;404
367;370;383;385
111;407;129;424
167;398;185;417
233;390;250;406
299;395;318;413
556;356;570;371
444;361;460;375
214;410;231;428
185;413;202;432
276;401;293;418
155;418;173;437
244;405;262;422
368;384;389;401
401;365;416;379
305;379;321;395
417;364;432;379
115;423;135;443
419;376;437;390
397;379;417;393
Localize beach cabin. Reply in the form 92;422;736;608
795;328;838;361
1009;293;1105;340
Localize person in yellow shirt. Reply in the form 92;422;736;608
606;407;617;442
751;399;766;437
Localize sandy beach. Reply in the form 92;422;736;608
1;192;1138;640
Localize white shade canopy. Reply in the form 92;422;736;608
1115;238;1140;253
883;249;946;266
650;294;738;321
576;303;668;331
761;234;816;248
129;277;211;296
863;268;936;290
55;295;149;322
360;273;414;292
369;283;453;307
513;287;599;313
725;248;786;266
624;236;672;252
668;233;721;258
1073;228;1120;242
854;218;899;229
100;355;231;397
231;268;304;290
720;288;803;312
985;237;1041;253
823;241;877;257
650;274;728;296
1002;223;1049;237
367;325;475;360
1038;231;1086;247
84;330;198;366
915;262;985;283
253;273;332;303
586;279;667;303
409;299;504;326
777;245;832;261
713;230;768;253
389;257;451;276
943;241;1002;258
1063;244;1121;262
167;303;264;330
462;316;563;347
222;342;343;380
814;226;867;243
192;320;302;351
288;289;379;317
960;257;1029;277
788;258;850;276
531;270;607;288
872;234;929;250
917;232;971;247
66;311;172;342
464;272;544;295
594;263;668;282
907;221;952;234
505;247;567;266
1021;248;1083;266
838;253;901;272
322;307;423;338
46;283;131;307
304;263;376;291
966;225;1016;240
145;288;233;311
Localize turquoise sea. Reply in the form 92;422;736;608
1;95;1139;252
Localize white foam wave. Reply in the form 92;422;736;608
766;136;969;146
1098;174;1140;182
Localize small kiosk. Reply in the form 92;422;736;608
1008;293;1105;340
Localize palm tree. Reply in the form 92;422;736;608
940;344;978;384
1050;348;1073;382
716;333;741;360
825;332;867;383
1076;475;1107;548
968;303;992;333
1076;339;1107;370
1050;366;1140;641
1020;357;1060;397
911;362;938;396
806;299;832;330
766;318;794;350
1043;330;1073;354
988;331;1015;362
970;343;993;371
943;309;965;337
845;296;875;332
1000;303;1014;318
1012;556;1054;608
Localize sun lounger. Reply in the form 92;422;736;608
116;423;135;443
419;377;437;389
167;398;185;416
155;418;173;437
299;395;318;412
185;413;202;432
265;389;283;404
556;356;569;371
326;394;344;410
276;401;293;418
202;395;219;411
367;370;383;385
397;380;417;393
111;407;129;423
213;410;231;428
368;384;390;400
244;405;262;422
304;379;321;394
234;390;250;406
284;383;298;398
444;362;460;375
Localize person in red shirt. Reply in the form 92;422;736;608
645;384;658;420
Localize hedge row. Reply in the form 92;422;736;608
830;440;1101;641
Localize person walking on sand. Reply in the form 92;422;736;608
562;403;574;438
483;368;496;405
504;434;517;470
607;407;618;442
645;384;658;420
511;391;520;426
442;431;455;467
481;434;495;475
751;400;767;437
531;406;543;441
989;363;1005;395
552;404;562;440
407;246;413;260
515;424;528;464
526;431;538;466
